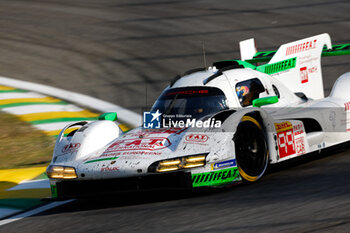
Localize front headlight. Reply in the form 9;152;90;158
46;165;78;179
149;154;208;173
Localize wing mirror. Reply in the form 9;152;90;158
98;112;118;121
252;96;278;107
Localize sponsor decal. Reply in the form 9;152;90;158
211;159;236;170
300;67;308;84
275;121;306;158
308;66;318;74
344;102;350;111
275;121;293;133
105;137;171;152
299;54;318;65
128;128;186;137
259;57;296;75
185;134;209;143
165;89;208;96
192;167;240;187
285;39;317;56
295;138;306;155
121;151;162;156
62;143;80;154
99;151;162;158
101;167;119;172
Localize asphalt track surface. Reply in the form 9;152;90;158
0;0;350;232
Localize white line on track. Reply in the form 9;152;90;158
0;200;74;226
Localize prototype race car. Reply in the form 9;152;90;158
47;33;350;198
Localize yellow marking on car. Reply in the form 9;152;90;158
118;124;130;132
241;115;262;129
238;166;258;182
45;127;80;136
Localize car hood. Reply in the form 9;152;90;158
73;127;222;179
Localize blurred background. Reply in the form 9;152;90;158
0;0;349;112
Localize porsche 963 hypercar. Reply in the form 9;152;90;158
47;33;350;198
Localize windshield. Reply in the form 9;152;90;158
150;86;228;120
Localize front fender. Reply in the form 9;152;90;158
53;120;122;163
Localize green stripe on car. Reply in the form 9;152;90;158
192;167;241;187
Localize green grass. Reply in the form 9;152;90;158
0;112;55;169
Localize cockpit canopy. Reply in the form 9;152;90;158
235;78;266;107
151;86;228;120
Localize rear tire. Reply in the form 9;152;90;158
234;116;268;182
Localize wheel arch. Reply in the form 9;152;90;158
220;108;278;165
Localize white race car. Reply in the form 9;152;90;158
47;33;350;198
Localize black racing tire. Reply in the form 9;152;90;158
234;116;268;182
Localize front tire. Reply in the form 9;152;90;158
234;116;268;182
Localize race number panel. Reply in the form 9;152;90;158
275;121;307;159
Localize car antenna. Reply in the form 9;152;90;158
145;81;147;110
202;41;207;70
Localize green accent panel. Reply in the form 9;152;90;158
252;96;279;107
322;44;350;56
248;51;276;63
235;60;257;69
0;101;68;108
254;51;276;58
98;112;118;121
256;57;296;74
0;89;28;93
192;167;240;187
0;198;44;210
246;57;272;63
50;184;57;198
31;117;97;125
84;156;119;164
213;60;257;69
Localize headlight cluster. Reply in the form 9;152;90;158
149;154;207;173
46;165;78;179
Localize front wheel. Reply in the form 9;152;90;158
234;116;268;182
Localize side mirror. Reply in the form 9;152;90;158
98;112;118;121
252;96;278;108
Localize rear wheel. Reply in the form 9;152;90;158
234;116;268;182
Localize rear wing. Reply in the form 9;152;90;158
242;40;350;63
240;33;350;100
